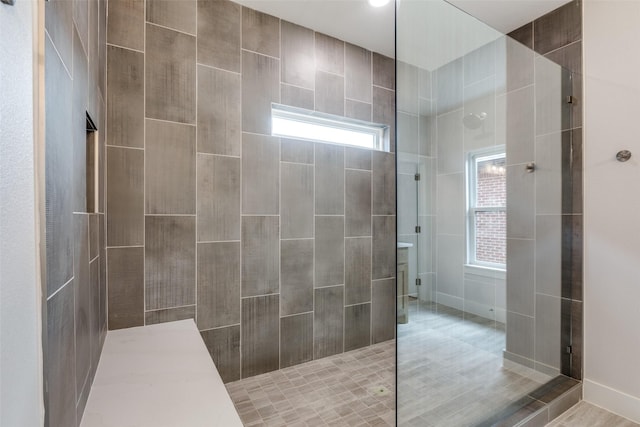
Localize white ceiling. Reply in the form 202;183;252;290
233;0;572;70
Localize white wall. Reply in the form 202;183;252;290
583;0;640;422
0;0;44;425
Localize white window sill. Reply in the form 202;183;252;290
464;264;506;279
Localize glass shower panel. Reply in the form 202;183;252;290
396;1;573;425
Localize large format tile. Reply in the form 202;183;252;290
281;138;314;164
72;28;88;214
197;65;241;156
242;7;279;58
281;163;314;239
436;58;463;114
146;0;196;35
197;154;240;242
107;247;144;329
106;0;144;51
535;215;562;298
281;84;314;110
197;242;240;330
436;234;465;298
506;164;535;239
46;0;74;71
372;216;395;280
46;283;77;427
314;216;345;287
535;294;561;370
506;85;535;165
242;133;279;215
373;52;395;90
106;147;144;247
345;303;371;351
345;147;372;171
436;110;464;174
197;0;240;72
201;325;241;383
345;100;372;122
242;51;279;135
281;21;314;89
533;0;581;55
397;61;419;114
45;36;73;296
242;295;280;377
145;23;196;124
345;238;372;305
345;170;372;237
145;120;196;215
506;311;534;360
372;151;395;215
315;143;344;215
145;216;196;310
315;32;344;75
372;87;396;150
74;214;91;397
315;71;345;116
145;305;195;325
345;43;372;103
372;278;395;343
507;238;535;317
436;172;465;236
281;240;314;315
280;313;313;368
241;216;279;297
314;286;344;359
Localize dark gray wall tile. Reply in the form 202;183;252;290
197;0;240;72
562;128;583;213
562;215;583;302
372;216;395;280
107;247;144;329
345;43;372;103
372;278;395;343
107;46;144;148
145;216;196;310
74;214;91;396
89;214;99;260
280;313;313;368
345;170;372;237
372;151;395;216
242;50;280;135
507;238;535;317
315;143;344;215
315;216;344;287
372;53;394;90
345;100;372;122
281;162;315;237
145;120;196;214
533;0;581;55
315;32;344;75
201;325;240;383
89;257;101;376
242;7;279;58
197;242;240;330
197;154;240;241
46;0;74;71
146;23;196;124
242;295;279;377
281;21;314;89
345;238;371;305
145;305;196;325
314;286;344;359
315;71;344;116
45;37;74;296
345;303;371;351
46;283;77;427
72;28;88;214
242;216;279;297
506;311;534;359
345;147;371;170
197;65;241;156
281;239;314;316
107;0;144;51
106;147;144;246
281;138;314;164
242;133;279;215
281;84;314;110
372;87;395;150
146;0;196;35
508;23;533;49
99;215;107;333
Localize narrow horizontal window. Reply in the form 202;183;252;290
271;104;389;151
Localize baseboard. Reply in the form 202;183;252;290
584;379;640;423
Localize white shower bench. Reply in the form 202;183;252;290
80;319;243;427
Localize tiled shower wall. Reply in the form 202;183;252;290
508;0;583;380
105;0;396;383
44;0;108;425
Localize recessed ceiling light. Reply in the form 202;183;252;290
368;0;390;7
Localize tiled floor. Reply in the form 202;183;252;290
226;301;552;426
546;401;640;427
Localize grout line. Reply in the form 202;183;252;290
106;42;144;54
145;21;196;38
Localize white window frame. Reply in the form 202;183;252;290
466;146;506;270
271;103;390;151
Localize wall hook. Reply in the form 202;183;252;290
525;162;535;173
616;150;632;162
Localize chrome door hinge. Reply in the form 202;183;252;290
566;346;573;354
414;173;421;181
566;95;577;105
416;278;422;287
415;225;421;233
